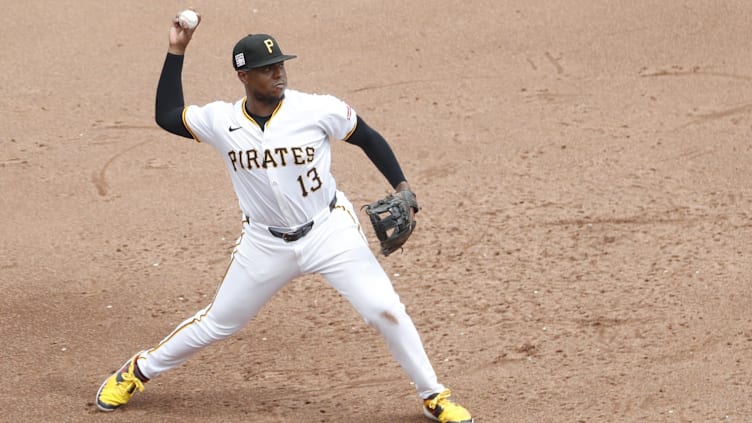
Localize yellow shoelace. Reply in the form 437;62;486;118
426;389;452;409
119;371;145;394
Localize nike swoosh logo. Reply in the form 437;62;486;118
228;126;242;132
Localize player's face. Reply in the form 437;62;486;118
240;62;288;105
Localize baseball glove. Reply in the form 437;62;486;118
363;190;419;256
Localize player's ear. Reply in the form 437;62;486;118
236;71;248;84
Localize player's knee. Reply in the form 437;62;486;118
380;310;399;325
199;315;243;340
362;303;407;328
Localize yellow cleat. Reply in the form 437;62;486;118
95;351;148;411
423;389;474;423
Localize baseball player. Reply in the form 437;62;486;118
95;11;473;423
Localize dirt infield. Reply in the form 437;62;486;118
2;1;751;422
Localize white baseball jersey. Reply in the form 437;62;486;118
183;89;357;227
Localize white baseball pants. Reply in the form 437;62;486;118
137;191;444;399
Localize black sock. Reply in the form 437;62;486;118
133;360;149;382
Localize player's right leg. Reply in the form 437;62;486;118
96;228;298;411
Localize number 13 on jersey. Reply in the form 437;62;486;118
297;167;322;197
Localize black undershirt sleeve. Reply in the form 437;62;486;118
155;53;192;139
345;116;407;189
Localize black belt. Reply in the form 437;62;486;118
267;195;337;242
269;221;314;242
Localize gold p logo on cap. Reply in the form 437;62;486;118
264;39;274;54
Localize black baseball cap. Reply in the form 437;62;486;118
232;34;297;71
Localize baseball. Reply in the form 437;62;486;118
178;9;199;30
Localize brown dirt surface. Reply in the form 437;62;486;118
3;1;752;422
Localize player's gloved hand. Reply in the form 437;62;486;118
395;189;419;214
364;189;419;256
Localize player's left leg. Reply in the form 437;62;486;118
302;193;473;423
326;246;442;395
